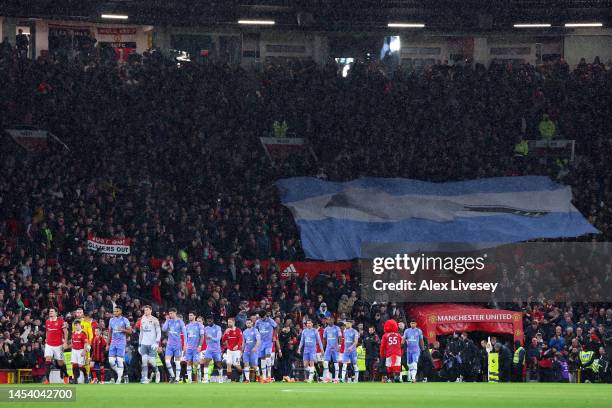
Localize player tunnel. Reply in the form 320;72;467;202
408;304;524;345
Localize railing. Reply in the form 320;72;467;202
0;369;16;384
0;369;40;384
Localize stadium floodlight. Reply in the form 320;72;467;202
513;23;551;28
238;20;275;25
564;23;603;27
388;23;425;28
101;14;129;20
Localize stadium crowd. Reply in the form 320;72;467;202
0;40;611;383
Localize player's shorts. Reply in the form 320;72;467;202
324;348;339;362
139;344;157;359
226;350;241;366
44;344;64;361
71;350;86;366
407;350;420;365
303;350;317;362
108;343;126;358
337;352;344;363
343;350;358;365
386;355;401;369
165;344;182;359
184;348;199;363
258;344;273;358
243;350;258;366
202;349;222;362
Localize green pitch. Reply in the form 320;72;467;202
1;383;611;408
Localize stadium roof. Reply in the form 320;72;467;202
1;0;611;30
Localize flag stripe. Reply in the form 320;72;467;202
277;176;564;203
295;212;598;260
277;176;598;260
286;188;577;222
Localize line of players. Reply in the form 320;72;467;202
139;308;364;384
137;307;280;383
42;304;283;384
43;304;424;384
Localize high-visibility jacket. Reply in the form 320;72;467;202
579;351;594;369
514;140;529;156
356;345;366;371
513;347;525;365
43;228;53;247
64;352;73;377
539;119;555;141
179;249;188;262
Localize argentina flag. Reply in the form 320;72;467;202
276;176;599;261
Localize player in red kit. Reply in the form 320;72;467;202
222;318;243;381
337;321;345;382
380;319;403;383
43;307;69;384
316;322;325;376
70;320;89;384
270;328;281;381
90;327;107;384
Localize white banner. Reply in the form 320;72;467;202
5;128;48;152
5;127;69;152
87;233;130;255
259;137;317;165
527;139;575;161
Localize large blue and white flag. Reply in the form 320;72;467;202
276;176;598;260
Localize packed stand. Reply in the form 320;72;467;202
0;41;611;382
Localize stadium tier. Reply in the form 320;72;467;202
0;4;611;406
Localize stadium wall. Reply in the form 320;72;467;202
153;26;329;67
3;16;610;68
0;16;17;46
397;35;545;67
9;18;153;58
563;29;612;67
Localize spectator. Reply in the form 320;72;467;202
526;337;541;381
15;29;28;58
549;326;566;350
0;48;610;384
316;303;331;321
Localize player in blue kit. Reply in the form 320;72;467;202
403;318;424;382
255;310;277;382
184;311;204;383
200;315;223;383
341;320;360;383
322;317;343;383
242;319;261;383
108;306;132;384
162;308;186;383
298;320;324;383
